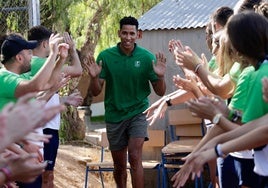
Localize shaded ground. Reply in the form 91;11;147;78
54;142;132;188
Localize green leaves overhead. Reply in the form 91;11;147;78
41;0;160;54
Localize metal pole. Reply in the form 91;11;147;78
28;0;40;28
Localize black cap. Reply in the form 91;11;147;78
1;34;38;64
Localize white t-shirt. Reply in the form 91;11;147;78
230;150;254;159
44;93;61;130
254;145;268;176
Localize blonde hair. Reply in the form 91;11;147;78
215;30;235;76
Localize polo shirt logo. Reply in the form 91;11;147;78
134;61;141;67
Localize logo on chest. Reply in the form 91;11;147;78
134;61;141;68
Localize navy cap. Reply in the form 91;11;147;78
1;34;38;64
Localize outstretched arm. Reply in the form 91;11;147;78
144;89;195;126
174;43;235;99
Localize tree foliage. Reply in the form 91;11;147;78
41;0;161;55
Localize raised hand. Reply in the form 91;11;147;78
58;43;69;59
144;97;165;119
3;153;47;183
23;132;52;143
171;149;211;188
144;97;168;126
49;73;71;94
63;32;75;50
173;74;203;98
49;33;63;55
0;93;47;150
175;46;202;71
153;52;167;78
169;39;185;56
186;96;227;120
83;54;102;78
171;160;195;187
62;89;83;107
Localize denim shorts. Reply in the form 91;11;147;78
217;155;259;188
106;113;148;151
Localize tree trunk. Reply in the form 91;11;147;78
63;1;110;141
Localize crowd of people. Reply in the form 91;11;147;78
0;0;268;187
144;0;268;188
0;27;83;187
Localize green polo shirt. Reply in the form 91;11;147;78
96;43;158;123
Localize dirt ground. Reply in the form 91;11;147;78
54;142;132;188
53;143;209;188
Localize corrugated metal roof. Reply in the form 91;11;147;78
138;0;240;31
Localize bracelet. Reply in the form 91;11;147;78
165;96;172;106
232;110;242;122
194;63;202;73
214;144;226;158
0;166;12;182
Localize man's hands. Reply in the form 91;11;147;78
83;54;102;79
153;52;167;78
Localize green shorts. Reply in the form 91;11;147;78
106;113;148;151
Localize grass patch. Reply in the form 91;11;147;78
90;115;105;123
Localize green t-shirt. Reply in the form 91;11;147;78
0;69;24;111
96;43;158;123
208;56;217;72
229;66;255;111
242;61;268;123
30;56;46;76
229;62;242;84
0;58;47;111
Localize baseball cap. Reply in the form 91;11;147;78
1;34;38;64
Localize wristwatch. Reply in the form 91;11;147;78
212;113;222;124
165;96;172;106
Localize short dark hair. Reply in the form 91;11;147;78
227;11;268;64
28;25;52;46
119;16;139;30
212;6;234;27
237;0;263;13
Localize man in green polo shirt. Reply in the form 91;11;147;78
86;16;167;188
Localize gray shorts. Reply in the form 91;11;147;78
106;113;148;151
